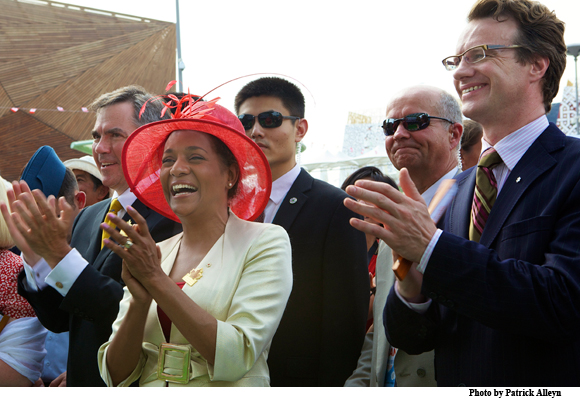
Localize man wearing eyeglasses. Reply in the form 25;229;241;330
346;85;462;387
344;0;580;386
235;77;369;387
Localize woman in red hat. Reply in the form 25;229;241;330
97;97;292;387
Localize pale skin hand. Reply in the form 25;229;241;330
343;168;436;301
4;181;74;268
102;206;218;386
0;182;40;265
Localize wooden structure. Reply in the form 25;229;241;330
0;0;176;181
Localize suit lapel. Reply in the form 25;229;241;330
480;127;561;247
80;199;112;265
272;168;312;231
447;169;475;239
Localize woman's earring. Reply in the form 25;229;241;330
228;182;233;188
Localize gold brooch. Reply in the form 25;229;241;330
183;266;203;287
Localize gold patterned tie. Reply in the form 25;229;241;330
469;147;503;242
101;198;123;249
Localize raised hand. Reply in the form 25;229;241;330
101;206;163;291
344;168;436;264
3;181;74;267
0;182;38;264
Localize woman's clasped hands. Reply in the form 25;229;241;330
101;206;162;304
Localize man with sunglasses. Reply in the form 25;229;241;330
346;85;462;387
235;77;369;387
345;0;580;386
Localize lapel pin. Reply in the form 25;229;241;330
289;197;297;204
516;177;521;183
207;263;212;268
183;265;204;287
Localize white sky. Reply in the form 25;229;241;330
60;0;580;162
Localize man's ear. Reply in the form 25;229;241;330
529;55;550;83
75;190;86;210
295;118;308;143
450;122;463;150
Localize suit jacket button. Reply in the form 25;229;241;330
416;368;426;378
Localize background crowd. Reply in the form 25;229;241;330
1;0;580;388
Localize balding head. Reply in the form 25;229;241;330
384;85;463;193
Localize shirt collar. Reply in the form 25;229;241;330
271;164;301;205
481;115;548;172
112;188;137;211
421;167;460;206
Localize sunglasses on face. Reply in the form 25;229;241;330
238;111;300;130
382;113;454;136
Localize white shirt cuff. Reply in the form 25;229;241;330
45;248;89;296
21;256;51;292
394;281;432;314
415;229;443;274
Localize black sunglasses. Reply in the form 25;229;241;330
238;111;300;130
382;113;454;136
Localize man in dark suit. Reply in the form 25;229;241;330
235;77;369;386
4;86;182;386
344;0;580;386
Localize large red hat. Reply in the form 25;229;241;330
122;98;271;222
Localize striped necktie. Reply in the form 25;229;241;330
101;198;123;249
469;147;503;242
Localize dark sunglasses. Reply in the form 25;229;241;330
382;113;454;136
238;111;300;130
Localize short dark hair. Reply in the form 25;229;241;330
341;166;398;191
468;0;566;113
89;85;168;127
461;119;484;152
57;168;79;208
207;135;239;200
234;77;305;118
87;173;110;200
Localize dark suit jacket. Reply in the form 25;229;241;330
18;198;182;387
267;168;369;386
384;124;580;386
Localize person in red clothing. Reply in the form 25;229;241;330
0;177;47;386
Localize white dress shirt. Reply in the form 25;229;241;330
264;163;301;224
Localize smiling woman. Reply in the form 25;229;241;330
97;97;293;387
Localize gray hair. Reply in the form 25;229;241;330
434;90;464;170
89;85;168;127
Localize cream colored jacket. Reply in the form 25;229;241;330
98;213;292;387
